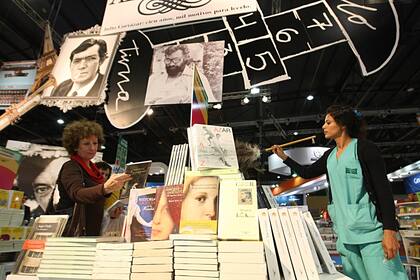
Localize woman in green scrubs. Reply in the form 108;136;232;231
272;105;407;280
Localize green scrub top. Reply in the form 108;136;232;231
327;139;383;244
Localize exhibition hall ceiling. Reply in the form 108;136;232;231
0;0;419;182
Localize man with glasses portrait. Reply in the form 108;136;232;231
50;38;108;97
145;44;214;105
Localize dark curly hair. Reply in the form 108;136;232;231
62;120;104;155
326;105;366;139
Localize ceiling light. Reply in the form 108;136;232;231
101;145;106;150
306;94;314;101
293;131;298;136
262;95;271;103
147;108;154;115
292;173;297;178
250;87;260;94
241;97;250;105
213;103;222;109
57;119;64;124
407;87;415;92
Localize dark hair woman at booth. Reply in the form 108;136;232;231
272;105;407;280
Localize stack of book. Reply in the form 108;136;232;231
171;234;219;280
36;237;97;279
218;241;267;280
93;242;133;280
131;240;173;280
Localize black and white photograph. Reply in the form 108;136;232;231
41;29;120;110
144;41;224;106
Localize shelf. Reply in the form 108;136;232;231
397;201;420;206
397;212;420;217
401;230;420;238
408;256;420;261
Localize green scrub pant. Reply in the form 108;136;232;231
337;240;408;280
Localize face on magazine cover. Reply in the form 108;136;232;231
151;189;175;240
181;176;218;221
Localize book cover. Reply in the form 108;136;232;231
26;215;69;240
13;239;45;275
151;184;183;240
218;180;259;240
257;209;281;280
268;208;296;280
288;208;320;280
179;175;219;235
120;160;152;198
124;188;156;242
191;124;239;170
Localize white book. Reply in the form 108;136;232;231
268;208;296;280
217;180;259;240
92;267;131;274
95;255;132;262
257;209;281;280
170;234;217;241
174;251;217;259
96;242;133;250
130;272;172;280
37;269;92;274
132;256;173;264
96;249;133;256
133;240;173;250
174;263;218;271
219;263;267;274
175;277;220;280
300;210;323;273
131;264;173;273
42;255;95;260
175;269;219;277
37;273;91;279
44;246;97;251
220;273;267;280
40;260;94;265
92;274;130;280
133;248;173;257
218;252;265;264
93;262;131;268
174;240;218;247
278;208;308;280
175;246;217;252
45;241;97;247
302;211;337;274
218;241;264;253
175;257;218;265
38;264;93;270
42;250;96;256
288;208;320;280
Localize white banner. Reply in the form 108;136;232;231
101;0;257;35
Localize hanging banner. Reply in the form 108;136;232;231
105;31;152;129
101;0;257;35
404;173;420;194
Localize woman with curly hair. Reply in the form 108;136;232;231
51;120;131;236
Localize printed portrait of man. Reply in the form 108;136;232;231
50;38;108;98
145;41;224;105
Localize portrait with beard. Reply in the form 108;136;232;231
145;42;223;106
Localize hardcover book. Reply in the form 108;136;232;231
120;160;152;198
218;180;259;240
